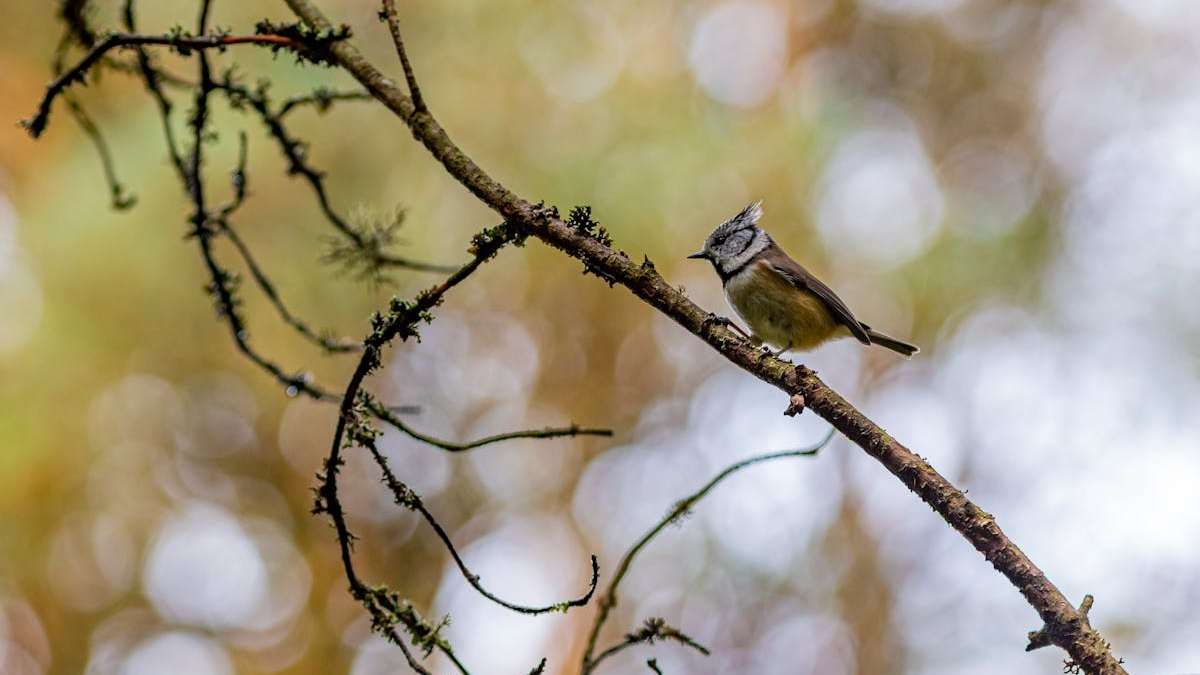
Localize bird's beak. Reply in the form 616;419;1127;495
687;250;708;260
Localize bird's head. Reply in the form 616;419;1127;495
688;200;771;276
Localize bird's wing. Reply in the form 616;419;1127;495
767;258;871;345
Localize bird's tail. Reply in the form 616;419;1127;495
864;327;919;358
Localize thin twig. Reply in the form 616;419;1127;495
25;30;309;137
372;404;611;452
581;430;834;673
213;132;361;353
380;0;426;112
278;86;372;117
588;618;710;673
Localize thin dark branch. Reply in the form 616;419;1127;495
646;658;663;675
121;2;189;182
379;0;426;112
371;404;611;452
25;30;312;138
220;223;362;353
278;86;372;117
51;20;138;212
588;618;710;673
279;2;1128;672
213;132;361;353
581;431;834;673
62;95;138;210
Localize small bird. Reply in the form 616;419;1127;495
688;201;918;358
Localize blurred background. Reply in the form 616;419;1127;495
2;0;1199;673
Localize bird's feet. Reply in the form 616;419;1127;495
704;313;753;341
759;343;792;362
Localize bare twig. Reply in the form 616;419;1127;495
372;404;611;452
363;433;599;614
25;29;327;138
581;431;834;673
278;2;1128;671
278;86;372;117
380;0;426;112
588;618;710;673
61;95;138;210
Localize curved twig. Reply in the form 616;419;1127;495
364;436;599;615
372;404;611;452
25;30;312;138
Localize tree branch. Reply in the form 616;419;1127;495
279;2;1128;671
25;29;329;138
379;0;426;112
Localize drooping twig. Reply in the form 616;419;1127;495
62;96;138;210
362;432;599;614
581;431;834;673
213;132;361;353
278;2;1127;671
51;18;138;212
646;658;663;675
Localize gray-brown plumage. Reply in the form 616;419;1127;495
688;201;918;358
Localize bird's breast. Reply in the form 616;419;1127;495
723;260;842;349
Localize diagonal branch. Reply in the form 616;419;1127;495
279;2;1128;672
380;0;426;112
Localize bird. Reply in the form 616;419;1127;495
687;200;919;358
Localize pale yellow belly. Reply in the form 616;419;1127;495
724;264;847;351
